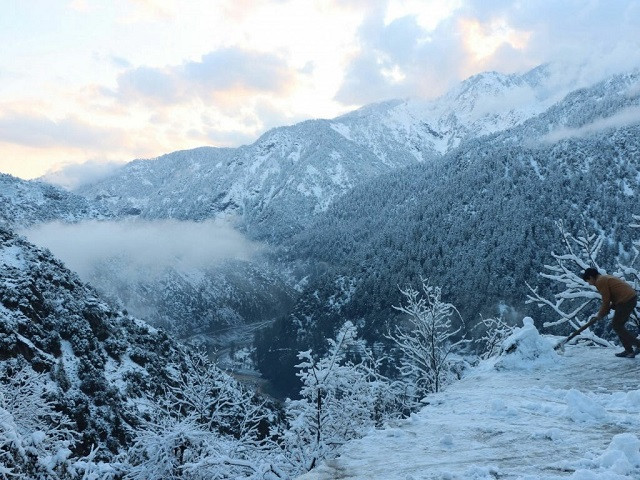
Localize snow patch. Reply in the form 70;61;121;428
493;317;559;370
572;433;640;479
330;122;352;141
0;245;26;270
598;434;640;473
529;157;544;179
60;340;80;386
297;337;640;480
565;389;608;423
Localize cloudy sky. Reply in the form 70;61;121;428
1;0;639;182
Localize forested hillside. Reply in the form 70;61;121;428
0;228;279;477
0;227;190;455
76;66;558;240
255;72;640;395
47;67;565;344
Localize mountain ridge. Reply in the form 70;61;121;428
74;65;574;238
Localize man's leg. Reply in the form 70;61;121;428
611;297;639;352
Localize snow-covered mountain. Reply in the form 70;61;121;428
75;125;396;239
298;319;640;480
14;65;637;358
330;65;556;158
0;173;111;229
75;66;564;239
0;227;185;454
256;71;640;394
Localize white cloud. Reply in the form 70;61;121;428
20;219;262;281
2;0;640;181
541;106;640;144
113;47;296;106
0;112;126;149
40;160;126;190
335;0;640;105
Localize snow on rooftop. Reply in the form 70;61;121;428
298;319;640;480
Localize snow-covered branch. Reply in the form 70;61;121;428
388;280;466;399
277;321;398;477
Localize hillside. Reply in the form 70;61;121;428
12;68;637;395
275;71;640;337
251;71;640;396
0;227;188;455
75;66;559;239
299;319;640;480
0;227;273;477
0;173;111;229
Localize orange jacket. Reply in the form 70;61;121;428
595;275;637;318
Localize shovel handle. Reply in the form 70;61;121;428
554;316;600;350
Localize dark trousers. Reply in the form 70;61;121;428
611;296;639;351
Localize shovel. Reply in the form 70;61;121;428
554;316;600;352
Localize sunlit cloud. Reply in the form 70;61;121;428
459;17;531;63
68;0;92;13
385;0;463;30
1;0;639;181
119;0;182;23
336;0;640;105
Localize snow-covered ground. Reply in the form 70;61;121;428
298;318;640;480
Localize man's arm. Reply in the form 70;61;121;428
596;282;611;319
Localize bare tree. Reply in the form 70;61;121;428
473;314;516;360
163;351;269;442
526;220;613;346
388;280;465;398
125;351;275;480
0;361;78;480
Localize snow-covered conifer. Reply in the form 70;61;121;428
0;361;77;479
277;321;395;476
617;214;640;329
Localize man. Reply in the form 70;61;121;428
583;268;640;358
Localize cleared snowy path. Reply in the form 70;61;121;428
299;322;640;480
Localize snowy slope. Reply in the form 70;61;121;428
75;125;398;239
331;66;556;158
0;173;111;229
0;227;191;454
299;319;640;480
75;66;567;240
